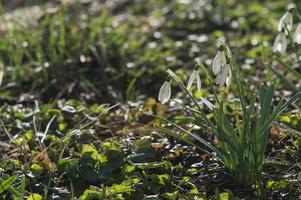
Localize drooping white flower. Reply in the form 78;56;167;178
278;11;293;33
158;80;171;104
216;64;231;87
212;50;226;75
187;69;201;91
294;23;301;44
273;32;287;54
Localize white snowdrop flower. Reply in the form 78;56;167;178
278;11;293;33
212;49;226;75
187;69;201;91
273;32;287;54
216;64;231;87
158;80;171;104
294;23;301;44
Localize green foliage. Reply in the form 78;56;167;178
0;1;300;199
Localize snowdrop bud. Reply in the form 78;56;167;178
212;47;226;75
187;68;201;91
278;11;293;33
273;32;287;54
294;23;301;44
158;80;171;104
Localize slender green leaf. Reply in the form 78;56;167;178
268;65;299;93
0;176;17;194
275;56;301;80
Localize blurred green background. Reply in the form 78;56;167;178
0;0;297;104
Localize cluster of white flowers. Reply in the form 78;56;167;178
273;8;301;54
158;45;232;104
212;46;232;87
158;68;202;104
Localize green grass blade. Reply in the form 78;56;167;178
268;65;299;93
153;114;222;159
280;92;301;113
259;85;274;124
157;126;225;164
0;175;17;194
275;56;301;80
0;175;22;198
20;176;26;197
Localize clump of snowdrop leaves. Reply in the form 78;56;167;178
187;66;201;91
212;45;232;86
158;78;171;104
155;43;301;191
273;32;288;54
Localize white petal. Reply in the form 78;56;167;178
294;23;301;44
212;51;226;75
216;71;222;85
212;52;221;75
221;65;229;86
220;51;227;66
187;70;196;90
278;12;293;32
226;66;232;86
278;13;285;32
158;81;171;104
272;34;280;52
196;72;201;91
279;33;287;53
216;64;229;86
273;32;287;54
287;13;293;31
